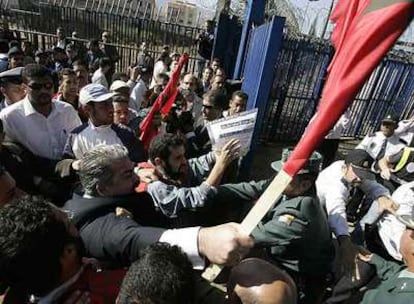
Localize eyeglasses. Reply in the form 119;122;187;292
27;82;54;90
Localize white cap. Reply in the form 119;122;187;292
110;80;129;92
79;83;114;105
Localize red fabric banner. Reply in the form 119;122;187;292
139;53;189;148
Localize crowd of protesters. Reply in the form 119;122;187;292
0;21;414;304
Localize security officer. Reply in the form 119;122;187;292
7;46;24;69
0;67;25;111
251;149;334;304
358;211;414;304
356;113;408;171
379;146;414;189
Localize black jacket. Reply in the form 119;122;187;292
64;193;167;267
64;193;228;304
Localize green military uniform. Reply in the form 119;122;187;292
251;194;334;276
360;254;414;304
249;149;334;277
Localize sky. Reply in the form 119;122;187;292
155;0;412;41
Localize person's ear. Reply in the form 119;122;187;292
299;180;312;192
154;157;163;167
96;182;109;197
341;164;348;175
83;104;92;115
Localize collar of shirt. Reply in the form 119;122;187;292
3;98;12;107
399;269;414;279
88;120;113;131
0;53;7;59
23;96;62;117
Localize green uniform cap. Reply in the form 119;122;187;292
271;148;323;174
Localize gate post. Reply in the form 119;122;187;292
238;16;285;179
233;0;265;79
212;13;242;78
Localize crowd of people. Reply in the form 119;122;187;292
0;22;414;304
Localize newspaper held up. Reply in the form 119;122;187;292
206;108;258;156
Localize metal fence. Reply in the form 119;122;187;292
261;37;333;142
260;36;414;142
344;58;414;137
0;2;202;73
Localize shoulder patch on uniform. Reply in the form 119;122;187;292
278;214;295;225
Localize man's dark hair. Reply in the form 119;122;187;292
58;68;76;82
73;59;88;69
149;133;186;163
231;90;248;102
203;90;227;110
22;64;53;84
156;73;169;83
203;66;213;74
118;242;194;304
113;94;129;104
89;39;100;47
212;58;221;65
99;57;111;68
0;196;71;296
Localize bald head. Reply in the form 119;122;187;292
227;258;297;304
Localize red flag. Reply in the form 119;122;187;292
161;88;180;116
140;53;189;148
283;0;413;176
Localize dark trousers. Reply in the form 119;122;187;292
324;260;377;304
317;139;340;169
197;56;207;78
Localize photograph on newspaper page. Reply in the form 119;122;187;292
206;108;258;155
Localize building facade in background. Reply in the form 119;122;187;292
163;0;199;27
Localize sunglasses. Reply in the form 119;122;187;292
202;104;214;109
27;82;54;90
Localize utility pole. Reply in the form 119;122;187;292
321;0;335;39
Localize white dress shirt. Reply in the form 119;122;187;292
0;97;81;159
316;160;390;237
129;78;147;111
395;119;414;146
159;227;204;269
356;131;406;161
69;122;124;159
150;60;167;88
92;68;109;89
377;181;414;261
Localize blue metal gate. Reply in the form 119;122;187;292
344;58;414;137
240;16;286;150
259;35;414;142
260;37;333;142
